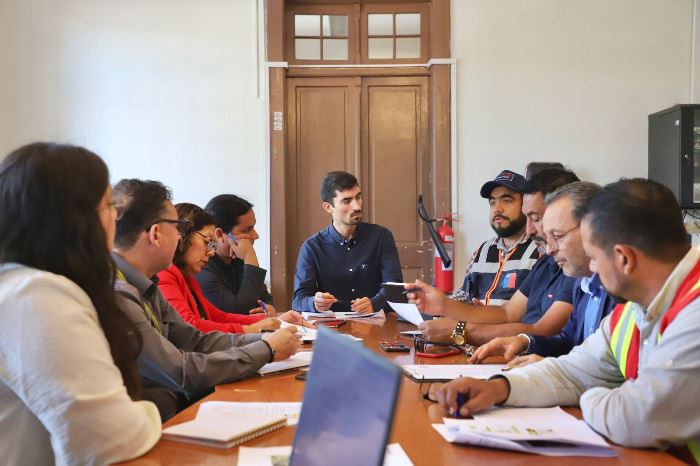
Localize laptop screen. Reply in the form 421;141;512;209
289;327;402;466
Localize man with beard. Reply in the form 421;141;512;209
435;179;700;463
469;182;617;367
292;171;402;314
414;168;580;346
451;170;540;306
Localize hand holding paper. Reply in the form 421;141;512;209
388;302;424;326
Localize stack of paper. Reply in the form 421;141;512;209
401;364;505;382
433;407;615;457
238;443;414;466
195;401;302;426
258;351;313;375
162;402;287;448
300;310;385;321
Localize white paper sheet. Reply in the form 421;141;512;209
387;302;424;326
400;330;422;336
401;364;505;381
238;443;413;466
432;406;615;457
197;401;303;426
279;321;317;342
258;351;313;375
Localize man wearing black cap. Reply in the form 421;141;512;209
451;170;540;306
414;168;580;347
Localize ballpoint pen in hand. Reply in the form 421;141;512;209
257;299;269;317
455;393;467;418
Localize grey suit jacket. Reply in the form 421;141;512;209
112;253;271;419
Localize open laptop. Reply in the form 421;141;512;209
289;327;402;466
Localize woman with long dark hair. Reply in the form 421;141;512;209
0;143;160;465
157;203;312;333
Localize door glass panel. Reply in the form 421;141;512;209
396;37;420;59
295;15;320;36
368;14;393;36
395;14;420;35
295;39;321;60
368;38;393;59
323;39;348;60
323;15;348;37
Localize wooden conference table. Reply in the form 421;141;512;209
120;314;682;466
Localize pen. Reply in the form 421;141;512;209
257;299;269;317
455;393;467;418
501;367;512;372
227;233;238;245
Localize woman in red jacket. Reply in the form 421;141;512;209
158;203;308;334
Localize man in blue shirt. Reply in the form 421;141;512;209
292;171;402;314
469;182;617;366
415;168;579;346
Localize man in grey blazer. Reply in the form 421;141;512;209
112;179;301;420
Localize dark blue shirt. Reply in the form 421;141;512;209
530;273;617;357
292;222;403;312
517;255;576;324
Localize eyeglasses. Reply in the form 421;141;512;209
546;224;579;248
419;380;442;403
194;231;218;252
148;218;191;235
413;336;474;357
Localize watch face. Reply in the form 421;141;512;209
452;334;466;346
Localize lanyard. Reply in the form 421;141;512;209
483;243;522;304
115;269;162;334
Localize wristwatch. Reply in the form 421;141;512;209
451;321;467;346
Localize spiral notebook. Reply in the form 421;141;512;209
162;402;288;448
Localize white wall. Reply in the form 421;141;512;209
451;0;693;283
0;0;271;268
0;0;696;286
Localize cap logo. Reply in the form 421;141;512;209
495;171;515;182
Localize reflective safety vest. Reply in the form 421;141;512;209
609;259;700;465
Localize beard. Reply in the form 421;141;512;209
347;210;362;225
491;213;527;238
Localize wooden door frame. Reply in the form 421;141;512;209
266;0;451;310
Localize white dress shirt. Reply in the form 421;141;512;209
0;264;161;465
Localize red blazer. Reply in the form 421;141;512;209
157;264;265;333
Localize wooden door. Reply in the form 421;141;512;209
361;76;431;283
282;75;432;308
285;77;361;295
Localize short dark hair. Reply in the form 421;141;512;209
172;203;216;271
113;179;172;249
0;142;142;399
544;181;601;222
204;194;253;233
521;168;579;197
321;171;359;204
582;178;689;262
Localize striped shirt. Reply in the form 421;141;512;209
451;233;540;305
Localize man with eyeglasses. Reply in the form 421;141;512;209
415;169;579;347
469;182;617;368
111;179;301;421
436;179;700;462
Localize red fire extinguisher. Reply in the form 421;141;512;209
434;214;455;293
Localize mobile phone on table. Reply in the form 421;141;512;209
379;341;411;352
316;320;345;328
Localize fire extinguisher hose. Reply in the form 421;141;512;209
417;195;452;269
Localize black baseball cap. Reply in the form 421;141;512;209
480;170;527;198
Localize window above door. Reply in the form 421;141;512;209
286;3;430;65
